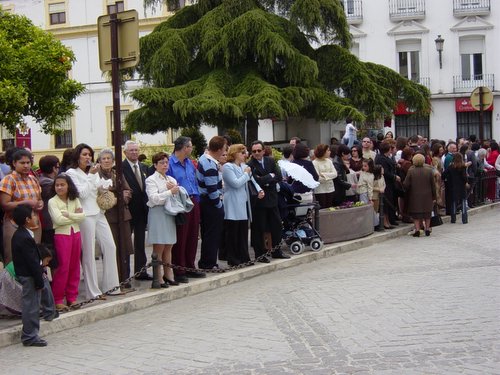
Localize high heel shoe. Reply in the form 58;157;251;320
384;225;395;230
160;282;169;288
425;229;431;236
163;276;179;286
412;230;420;237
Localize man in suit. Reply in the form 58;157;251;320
248;140;290;262
122;141;151;280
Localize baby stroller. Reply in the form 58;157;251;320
278;182;323;255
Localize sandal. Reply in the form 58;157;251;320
95;295;107;300
67;301;80;310
55;303;69;312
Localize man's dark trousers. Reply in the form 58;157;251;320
198;198;223;269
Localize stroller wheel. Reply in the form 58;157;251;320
290;241;305;255
310;238;324;252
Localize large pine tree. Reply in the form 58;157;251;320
127;0;430;142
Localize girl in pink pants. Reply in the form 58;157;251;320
48;174;85;311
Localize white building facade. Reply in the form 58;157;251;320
345;0;499;142
1;0;499;156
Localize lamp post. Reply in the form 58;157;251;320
435;35;444;69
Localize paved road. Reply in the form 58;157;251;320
1;208;499;374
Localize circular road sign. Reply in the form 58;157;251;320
470;86;493;111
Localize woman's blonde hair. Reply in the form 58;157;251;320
226;144;246;163
412;153;425;167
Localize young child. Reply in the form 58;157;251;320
12;204;56;347
357;159;379;228
372;165;386;231
48;174;85;311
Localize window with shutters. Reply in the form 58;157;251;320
54;117;73;149
1;128;15;152
110;109;131;146
48;2;66;25
107;0;125;14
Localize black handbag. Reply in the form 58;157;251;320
175;213;187;225
430;204;443;227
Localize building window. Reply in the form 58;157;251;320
461;53;483;80
110;109;131;146
459;36;484;80
396;39;421;81
49;2;66;25
395;115;429;138
107;1;124;14
456;111;492;140
1;128;15;151
54;117;72;149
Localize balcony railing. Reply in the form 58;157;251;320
389;0;425;21
412;76;430;90
453;74;495;93
453;0;490;17
342;0;363;24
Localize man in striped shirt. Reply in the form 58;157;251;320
196;136;227;269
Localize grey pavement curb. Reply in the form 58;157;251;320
1;202;498;348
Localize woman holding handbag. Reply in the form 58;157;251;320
145;152;179;287
97;149;134;286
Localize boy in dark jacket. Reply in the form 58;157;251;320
12;204;57;347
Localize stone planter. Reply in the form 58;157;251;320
318;204;374;243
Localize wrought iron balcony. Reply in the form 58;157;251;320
341;0;363;25
389;0;425;21
453;74;495;93
453;0;490;17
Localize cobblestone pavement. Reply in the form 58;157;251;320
1;208;499;374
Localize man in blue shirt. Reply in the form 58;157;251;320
167;136;205;282
196;136;226;269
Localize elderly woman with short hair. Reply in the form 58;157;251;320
403;154;436;237
97;149;134;285
145;152;179;288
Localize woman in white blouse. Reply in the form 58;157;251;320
66;144;120;299
145;152;179;288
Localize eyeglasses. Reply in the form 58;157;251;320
252;149;263;153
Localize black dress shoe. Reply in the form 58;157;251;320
186;271;206;278
44;311;59;322
271;251;290;259
23;338;48;347
374;226;382;232
256;256;270;263
175;274;189;283
163;276;179;286
135;273;154;281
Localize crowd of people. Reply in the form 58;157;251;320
0;128;499;347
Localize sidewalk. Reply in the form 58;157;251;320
1;202;498;348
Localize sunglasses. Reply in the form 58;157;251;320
252;149;263;153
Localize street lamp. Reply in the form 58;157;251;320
435;35;444;69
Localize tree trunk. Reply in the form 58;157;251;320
246;115;259;147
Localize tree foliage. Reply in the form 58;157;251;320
0;10;84;133
128;0;430;137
